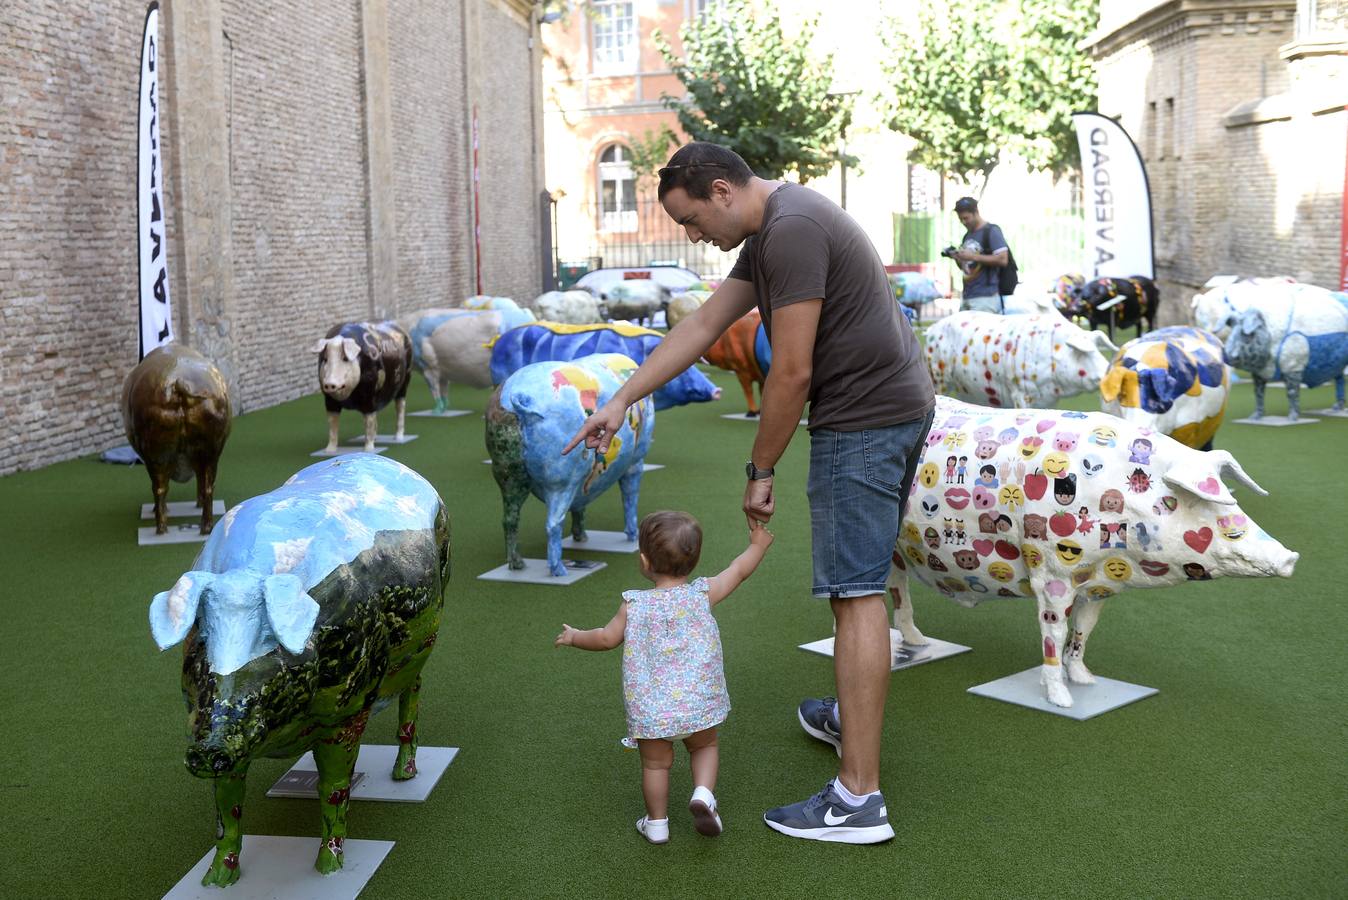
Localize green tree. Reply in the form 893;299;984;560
654;0;856;182
878;0;1098;189
624;126;680;196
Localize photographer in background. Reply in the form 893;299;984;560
943;196;1017;313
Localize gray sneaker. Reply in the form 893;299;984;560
797;697;842;757
763;780;895;844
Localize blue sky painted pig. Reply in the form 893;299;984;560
148;454;449;886
398;307;535;413
488;321;720;410
887;396;1298;707
121;342;232;534
486;352;654;575
1099;326;1230;450
925;312;1117;409
311;321;412;452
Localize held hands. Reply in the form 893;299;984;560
555;624;579;647
743;475;775;527
748;518;775;549
561;401;626;456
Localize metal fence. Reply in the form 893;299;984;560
552;197;739;283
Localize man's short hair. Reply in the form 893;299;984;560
638;510;703;577
657;142;754;201
954;196;979;213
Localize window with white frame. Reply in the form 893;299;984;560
598;144;638;233
592;2;636;73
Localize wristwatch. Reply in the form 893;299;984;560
745;461;775;481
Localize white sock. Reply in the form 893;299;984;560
833;778;880;807
646;817;668;825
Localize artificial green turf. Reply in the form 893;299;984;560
0;366;1344;898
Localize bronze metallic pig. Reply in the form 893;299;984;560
121;343;232;535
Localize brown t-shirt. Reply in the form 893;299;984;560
727;183;934;432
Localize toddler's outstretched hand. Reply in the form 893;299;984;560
749;519;775;549
555;624;578;647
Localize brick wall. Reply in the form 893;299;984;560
0;0;542;475
0;2;161;473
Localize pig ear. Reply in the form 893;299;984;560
1063;329;1097;353
342;338;361;362
263;574;320;654
149;571;214;650
1239;309;1262;335
310;338;328;354
1093;330;1119;354
1210;449;1268;497
1162;459;1238;505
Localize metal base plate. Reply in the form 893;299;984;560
345;434;418;445
163;835;394;900
561;530;637;553
140;500;226;519
1307;407;1348;418
798;630;972;671
409;409;472;418
1232;416;1319;427
966;667;1158;720
477;557;607;584
310;446;388;458
138;523;211;546
267;745;458;803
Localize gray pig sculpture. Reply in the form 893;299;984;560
149;454;449;886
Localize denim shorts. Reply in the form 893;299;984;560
807;409;934;598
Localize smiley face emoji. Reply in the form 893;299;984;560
1019;436;1044;459
1021;544;1044;568
918;463;940;488
987;561;1015;582
1042;451;1070;477
902;522;922;545
1086;585;1116;601
1103;557;1132;581
1054;539;1083;564
905;544;925;567
998;484;1025;509
943;431;967;449
1089;426;1117;447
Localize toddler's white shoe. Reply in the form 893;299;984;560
636;816;669;844
689;786;723;837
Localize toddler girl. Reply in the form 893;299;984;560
555;510;772;843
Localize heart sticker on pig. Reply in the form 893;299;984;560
1184;527;1213;553
1037;419;1055;433
972;539;995;557
1198;477;1221;495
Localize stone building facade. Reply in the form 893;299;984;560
0;0;544;475
1084;0;1346;324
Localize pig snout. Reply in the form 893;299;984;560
185;745;241;778
711;387;723;401
1277;549;1299;578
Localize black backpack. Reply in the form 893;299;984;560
981;225;1018;296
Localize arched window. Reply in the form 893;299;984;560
598;144;637;233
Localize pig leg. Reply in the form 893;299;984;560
545;489;580;576
737;371;759;416
312;733;362;875
570;507;587;543
1285;379;1300;422
393;674;423;780
150;464;171;535
1334;373;1345;412
201;770;248;887
394;396;407;441
195;460;217;535
1065;600;1105;685
619;465;644;542
362;412;378;453
1251;378;1266;420
888;574;928;648
1036;592;1074;707
325;410;341;453
434;374;450;414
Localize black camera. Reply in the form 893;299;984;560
940;246;960;259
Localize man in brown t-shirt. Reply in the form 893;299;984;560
564;142;934;844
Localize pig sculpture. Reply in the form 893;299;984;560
666;290;710;328
534;290;605;325
1099;326;1230;450
148;453;450;885
1062;276;1160;340
886;395;1298;707
603;279;665;326
925;311;1116;408
122;343;233;535
312;321;412;453
488;320;720;410
398;307;536;413
1197;282;1348;420
486;353;654;576
704;309;772;416
462;295;522;312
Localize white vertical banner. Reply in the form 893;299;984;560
138;1;173;358
1073;112;1155;280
